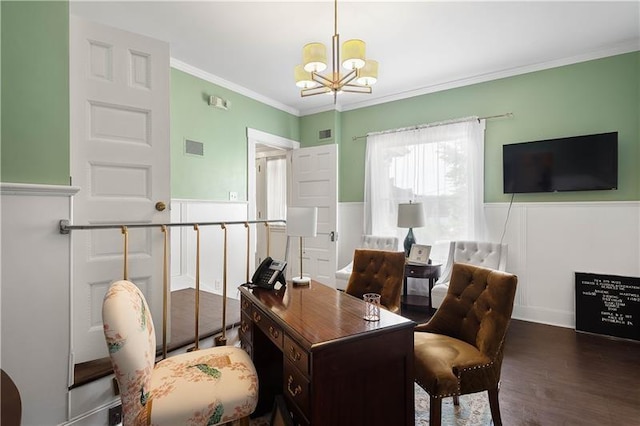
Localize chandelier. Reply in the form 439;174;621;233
294;0;378;102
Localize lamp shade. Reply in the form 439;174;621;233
397;202;425;228
356;59;378;86
303;43;327;73
287;207;318;237
341;39;366;70
294;64;316;89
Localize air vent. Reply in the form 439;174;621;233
185;139;204;156
318;129;332;140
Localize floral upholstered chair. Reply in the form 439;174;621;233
103;280;258;426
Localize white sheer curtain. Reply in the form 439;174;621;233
364;118;486;246
266;156;286;220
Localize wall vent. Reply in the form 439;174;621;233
318;129;332;140
185;139;204;156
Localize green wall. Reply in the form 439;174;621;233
1;1;69;185
301;52;639;203
1;0;636;208
171;69;299;200
300;110;340;147
1;2;2;157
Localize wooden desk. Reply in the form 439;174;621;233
239;281;415;426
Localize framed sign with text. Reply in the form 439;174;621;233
575;272;640;341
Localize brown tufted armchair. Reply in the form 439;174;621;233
414;263;517;426
344;248;405;313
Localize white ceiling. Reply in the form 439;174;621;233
70;1;640;116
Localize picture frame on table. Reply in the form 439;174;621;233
407;244;431;265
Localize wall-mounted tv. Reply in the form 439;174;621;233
503;132;618;194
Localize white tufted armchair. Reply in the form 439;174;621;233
335;235;399;290
430;241;508;309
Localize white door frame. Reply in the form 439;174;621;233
246;128;299;272
247;128;299;222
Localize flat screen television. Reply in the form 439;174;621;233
503;132;618;193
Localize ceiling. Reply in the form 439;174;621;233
70;1;640;117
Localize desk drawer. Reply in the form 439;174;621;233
285;394;310;426
284;334;309;377
284;360;310;417
241;294;252;315
239;311;253;344
252;306;283;349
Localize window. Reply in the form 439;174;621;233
364;118;486;245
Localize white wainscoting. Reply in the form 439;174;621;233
486;201;640;328
337;201;640;329
0;191;288;425
170;199;249;299
170;199;290;298
1;183;78;426
337;202;367;270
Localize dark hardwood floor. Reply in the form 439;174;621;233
500;320;639;425
169;288;241;349
400;307;640;425
73;288;240;388
77;289;640;425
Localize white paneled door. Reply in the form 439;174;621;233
70;16;170;363
290;144;338;287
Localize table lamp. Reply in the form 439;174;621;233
397;201;425;256
287;206;318;285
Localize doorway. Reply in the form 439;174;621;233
247;128;299;272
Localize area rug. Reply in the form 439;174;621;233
414;384;492;426
250;383;491;425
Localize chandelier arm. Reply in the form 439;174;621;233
311;72;335;87
342;85;373;94
332;34;340;81
337;69;358;86
302;86;332;97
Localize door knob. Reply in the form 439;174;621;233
155;201;167;212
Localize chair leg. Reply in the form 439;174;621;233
487;387;503;426
430;396;442;426
453;395;460;406
225;417;250;426
237;417;250;426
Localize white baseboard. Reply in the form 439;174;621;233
512;305;575;329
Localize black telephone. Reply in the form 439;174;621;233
247;257;287;290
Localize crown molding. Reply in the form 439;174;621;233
338;41;640;114
172;41;637;118
170;58;300;117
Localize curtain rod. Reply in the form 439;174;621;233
351;112;513;141
59;219;286;234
